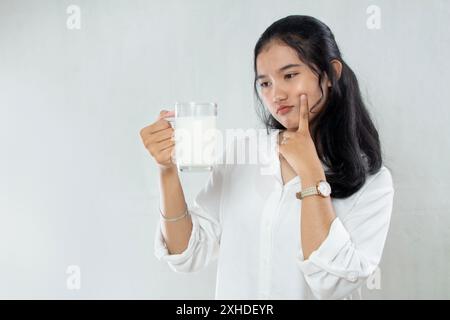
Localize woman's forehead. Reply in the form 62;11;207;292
256;43;303;74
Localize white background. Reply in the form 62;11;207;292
0;0;449;299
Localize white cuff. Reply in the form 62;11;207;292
297;217;360;282
154;209;199;266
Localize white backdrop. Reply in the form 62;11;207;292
0;0;449;299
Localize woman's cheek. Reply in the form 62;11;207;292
260;95;275;115
294;80;313;99
296;84;322;107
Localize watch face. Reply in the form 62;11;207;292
317;181;331;197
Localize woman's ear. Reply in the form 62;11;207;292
326;59;343;87
332;59;343;81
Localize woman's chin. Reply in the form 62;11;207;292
280;120;298;131
287;126;299;132
274;115;297;130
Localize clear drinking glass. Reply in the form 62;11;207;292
171;102;218;172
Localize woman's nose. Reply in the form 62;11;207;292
272;85;288;103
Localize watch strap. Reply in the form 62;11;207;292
296;186;318;200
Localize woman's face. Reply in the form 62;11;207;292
256;41;330;131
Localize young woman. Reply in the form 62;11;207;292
140;15;394;300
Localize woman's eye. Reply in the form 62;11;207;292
285;73;298;79
259;82;270;88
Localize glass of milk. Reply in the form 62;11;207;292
169;102;218;172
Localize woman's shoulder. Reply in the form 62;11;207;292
363;165;394;193
348;165;394;201
332;165;394;220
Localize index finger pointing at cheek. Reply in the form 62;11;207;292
297;94;309;132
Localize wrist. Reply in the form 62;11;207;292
159;165;178;177
300;169;326;187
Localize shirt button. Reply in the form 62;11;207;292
347;272;358;282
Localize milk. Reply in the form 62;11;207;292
174;116;217;171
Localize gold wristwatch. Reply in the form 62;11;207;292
296;180;331;200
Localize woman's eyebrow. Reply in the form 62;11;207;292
256;63;302;80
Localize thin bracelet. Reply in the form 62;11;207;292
159;205;189;222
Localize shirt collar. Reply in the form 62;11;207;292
259;129;299;188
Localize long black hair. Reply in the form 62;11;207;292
253;15;382;199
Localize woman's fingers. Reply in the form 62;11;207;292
146;118;171;135
155;144;176;166
297;94;309;133
157;110;175;121
149;127;174;144
157;137;176;152
145;137;170;155
139;109;177;170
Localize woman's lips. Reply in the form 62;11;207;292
277;106;293;115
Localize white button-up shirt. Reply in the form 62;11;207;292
154;129;395;300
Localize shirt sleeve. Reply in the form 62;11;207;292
154;164;224;274
296;166;395;299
